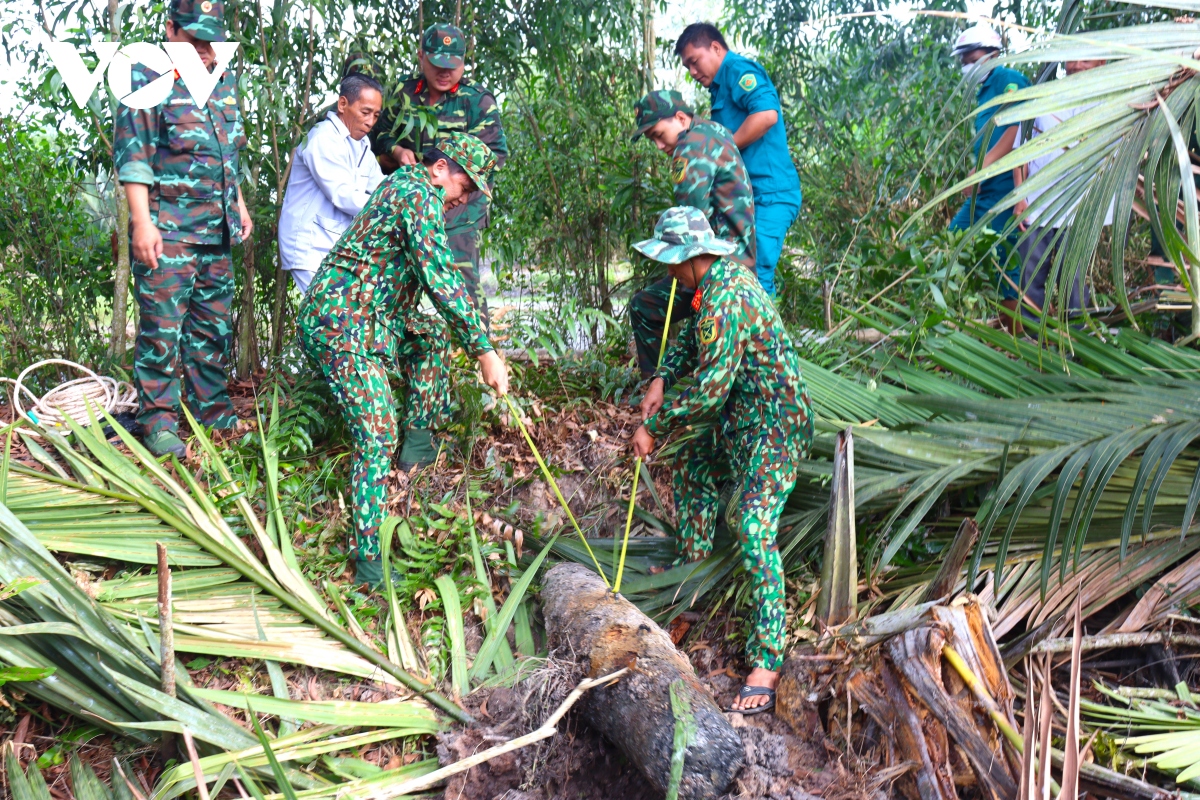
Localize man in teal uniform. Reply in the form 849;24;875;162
627;89;756;378
950;24;1030;326
675;22;801;296
371;24;507;325
114;0;251;458
632;207;814;714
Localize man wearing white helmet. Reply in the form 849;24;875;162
950;23;1030;331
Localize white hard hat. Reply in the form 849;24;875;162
952;24;1003;56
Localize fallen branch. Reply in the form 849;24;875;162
359;668;629;800
1031;631;1200;654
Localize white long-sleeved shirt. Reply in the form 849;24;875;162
278;111;384;274
1016;106;1114;228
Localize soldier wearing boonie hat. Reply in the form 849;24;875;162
113;0;249;459
369;23;508;327
630;205;813;718
297;132;510;588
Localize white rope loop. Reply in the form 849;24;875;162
2;358;136;436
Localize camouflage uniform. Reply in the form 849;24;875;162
114;0;244;437
628;91;756;376
636;207;813;672
371;24;508;324
297;134;496;564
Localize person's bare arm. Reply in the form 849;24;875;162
237;187;254;241
982;125;1019;170
733;109;778;149
1012;163;1029;227
125;183;162;269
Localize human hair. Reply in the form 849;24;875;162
421;147;468;176
339;73;383;104
674;23;728;56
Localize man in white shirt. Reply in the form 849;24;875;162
278;74;385;293
1012;59;1107;319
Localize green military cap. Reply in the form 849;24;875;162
169;0;226;42
630;90;694;141
633;206;738;264
437;132;497;199
422;23;466;69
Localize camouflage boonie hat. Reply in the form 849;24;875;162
437;132;496;199
422;23;466;69
633;206;738;264
169;0;225;42
630;90;694;141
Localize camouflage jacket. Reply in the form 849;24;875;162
297;165;492;360
646;258;812;446
115;67;247;246
371;77;507;234
672;118;756;269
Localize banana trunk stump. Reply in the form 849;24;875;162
540;563;744;799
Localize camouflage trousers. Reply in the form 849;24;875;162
671;426;800;671
132;240;236;436
629;276;696;377
449;227;488;329
298;319;453;562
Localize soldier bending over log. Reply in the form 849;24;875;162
298;133;509;587
630;206;814;715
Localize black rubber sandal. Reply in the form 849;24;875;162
727;685;775;716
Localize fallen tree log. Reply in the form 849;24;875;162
541;563;744;799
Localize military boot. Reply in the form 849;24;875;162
144;430;187;459
398;428;439;471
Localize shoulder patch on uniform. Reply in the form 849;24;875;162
699;316;719;344
671;156;687;184
1005;83;1019;93
738;73;758;92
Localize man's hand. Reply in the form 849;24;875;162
640;378;665;420
392;145;418;166
1013;198;1029;231
478;350;509;396
631;426;656;460
237;188;254;241
131;219;164;270
962;168;977;198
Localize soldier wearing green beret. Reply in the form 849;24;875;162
114;0;251;458
298;133;509;587
630;206;813;715
628;89;756;379
371;24;508;326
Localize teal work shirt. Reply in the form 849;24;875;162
972;64;1030;202
708;51;801;200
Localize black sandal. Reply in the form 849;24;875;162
727;685;775;716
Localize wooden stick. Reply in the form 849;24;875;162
157;542;175;698
1031;631;1200;654
181;728;211;800
366;668;629;800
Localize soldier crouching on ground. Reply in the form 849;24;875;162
297;132;508;588
630;206;814;715
115;0;251;458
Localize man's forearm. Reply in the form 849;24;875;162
733;110;778;149
982;126;1019;170
124;182;153;227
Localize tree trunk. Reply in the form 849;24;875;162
237;240;258;378
540;563;743;799
110;183;132;359
108;0;131;360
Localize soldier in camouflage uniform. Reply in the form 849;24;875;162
114;0;250;458
631;207;813;715
298;133;509;587
627;90;756;378
371;23;507;325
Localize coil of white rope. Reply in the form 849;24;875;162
1;359;137;437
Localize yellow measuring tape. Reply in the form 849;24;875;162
501;392;610;587
613;278;677;594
